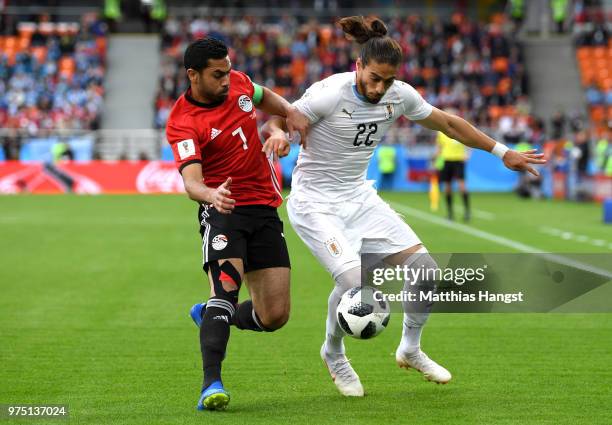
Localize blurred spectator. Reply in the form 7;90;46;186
551;0;569;34
0;13;107;134
551;110;566;140
573;129;591;178
506;0;525;29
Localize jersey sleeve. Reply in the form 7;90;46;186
166;118;202;173
398;81;433;121
234;70;255;98
292;80;339;124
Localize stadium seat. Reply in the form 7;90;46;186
0;145;5;162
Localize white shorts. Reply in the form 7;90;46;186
287;188;422;280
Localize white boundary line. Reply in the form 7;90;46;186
389;201;612;280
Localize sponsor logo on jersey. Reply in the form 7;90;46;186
212;234;228;251
384;104;394;120
238;95;253;112
177;139;195;159
325;237;342;258
211;128;222;140
341;108;354;119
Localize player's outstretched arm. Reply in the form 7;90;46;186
256;86;308;143
416;107;546;176
180;163;235;214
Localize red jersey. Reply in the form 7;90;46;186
166;70;282;207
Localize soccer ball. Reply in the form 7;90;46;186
337;286;390;339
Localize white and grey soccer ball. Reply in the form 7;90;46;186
337;286;391;339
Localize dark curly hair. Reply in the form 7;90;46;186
183;37;229;71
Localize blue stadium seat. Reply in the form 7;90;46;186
0;145;5;161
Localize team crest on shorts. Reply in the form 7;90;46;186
212;234;228;251
238;95;253;112
325;237;342;258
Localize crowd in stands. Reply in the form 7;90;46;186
574;8;610;138
154;13;529;145
0;12;107;143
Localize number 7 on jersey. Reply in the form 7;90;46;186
232;126;248;150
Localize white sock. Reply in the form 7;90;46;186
400;324;423;355
399;247;435;355
324;267;361;357
325;333;345;356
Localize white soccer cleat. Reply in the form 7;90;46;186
396;348;452;384
320;343;364;397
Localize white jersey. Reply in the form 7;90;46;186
290;71;433;202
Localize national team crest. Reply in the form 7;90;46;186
212;234;228;251
238;95;253;112
384;104;394;120
325;237;342;258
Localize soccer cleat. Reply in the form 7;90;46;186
320;343;364;397
396;348;452;384
189;302;206;328
197;380;230;411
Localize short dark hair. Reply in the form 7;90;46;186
338;16;402;67
183;37;229;71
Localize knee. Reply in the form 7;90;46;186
259;306;290;331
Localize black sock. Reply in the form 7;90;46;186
445;193;453;217
232;300;264;331
462;192;470;213
200;303;232;389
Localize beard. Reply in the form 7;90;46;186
357;78;383;104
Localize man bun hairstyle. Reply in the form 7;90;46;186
338;16;402;67
184;37;228;71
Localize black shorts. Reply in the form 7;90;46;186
440;160;465;183
198;204;291;273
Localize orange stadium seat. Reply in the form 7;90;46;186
576;47;591;60
590;106;605;122
18;36;30;50
492;57;509;73
4;36;17;50
594;47;606;59
58;56;76;80
488;105;503;121
31;46;48;64
17;22;37;38
96;36;107;56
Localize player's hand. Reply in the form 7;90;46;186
286;106;309;148
262;129;290;160
502;149;547;177
211;177;235;214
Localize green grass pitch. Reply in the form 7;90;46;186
1;193;610;424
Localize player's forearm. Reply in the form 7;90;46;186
260;116;288;140
259;87;294;117
443;115;496;153
183;180;215;203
